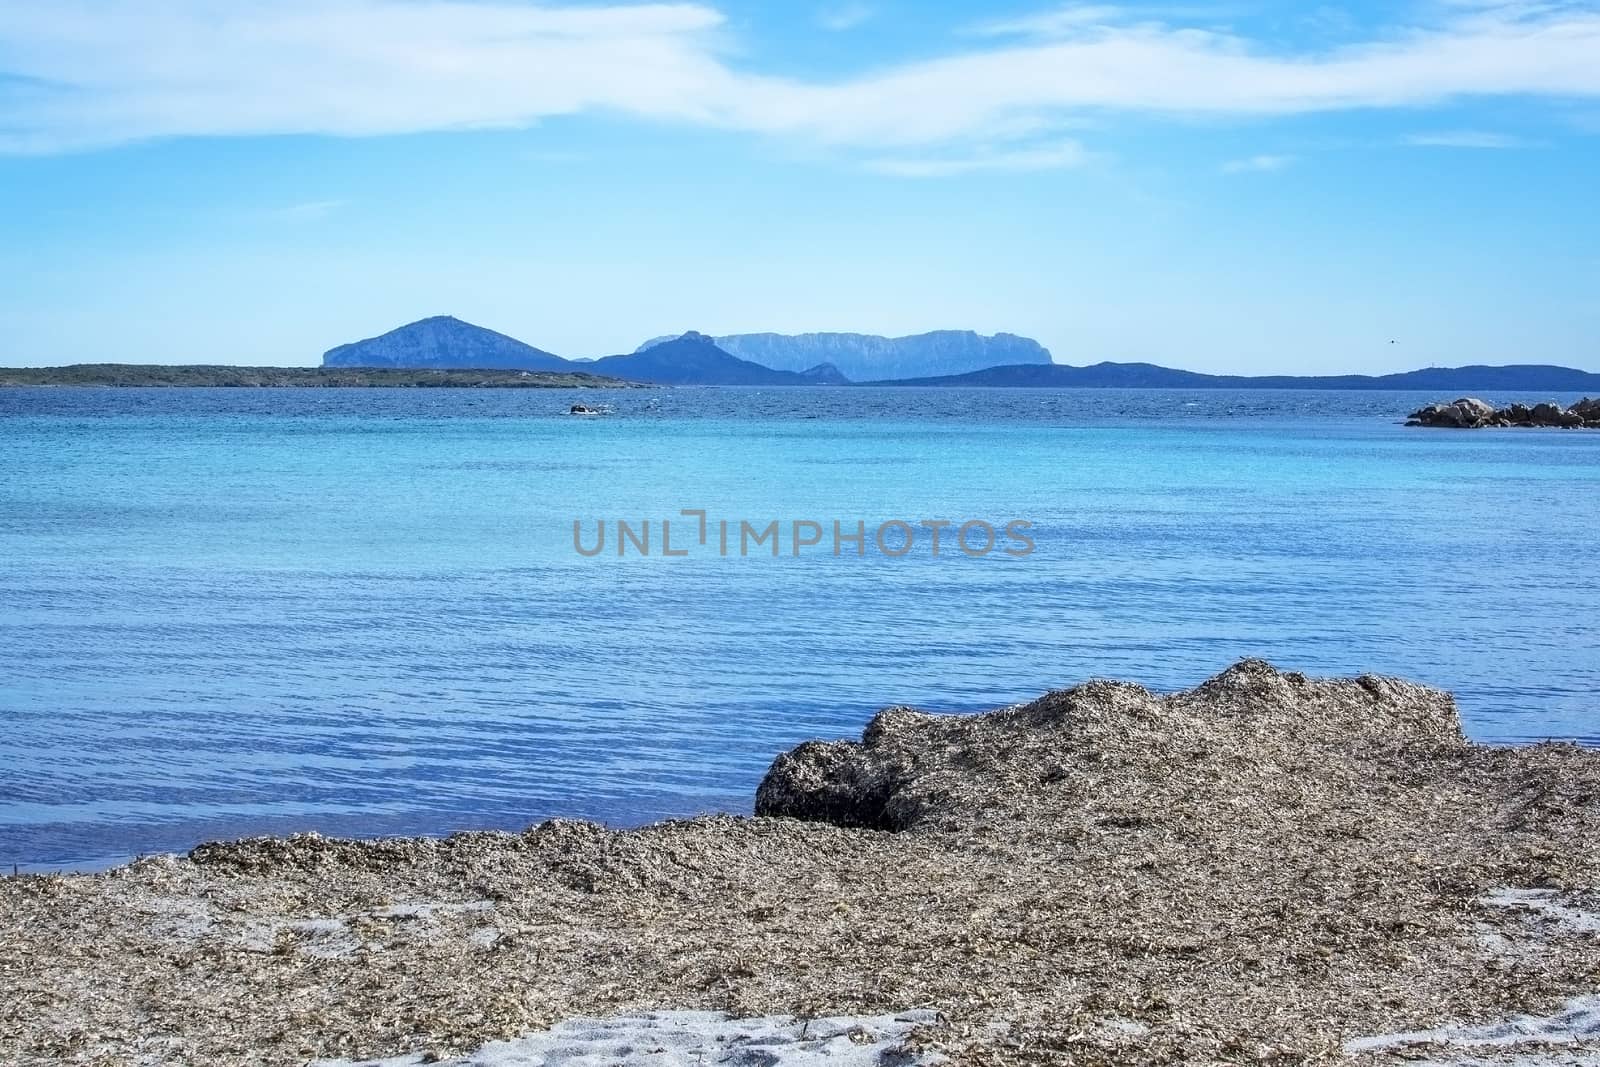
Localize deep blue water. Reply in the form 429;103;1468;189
2;386;1597;871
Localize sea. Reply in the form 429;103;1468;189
2;386;1597;871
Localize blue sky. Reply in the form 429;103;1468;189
1;0;1597;373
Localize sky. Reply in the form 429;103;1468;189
1;0;1598;374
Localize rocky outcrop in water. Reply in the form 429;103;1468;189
1407;396;1600;428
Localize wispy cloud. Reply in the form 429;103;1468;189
1403;130;1527;148
1221;154;1294;173
866;140;1091;177
970;4;1126;37
1;1;1599;157
969;2;1252;37
817;3;874;31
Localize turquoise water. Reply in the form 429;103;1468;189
2;386;1598;870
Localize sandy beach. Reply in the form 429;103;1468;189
3;661;1597;1065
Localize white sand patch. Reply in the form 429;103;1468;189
1399;1054;1600;1067
149;895;497;959
142;897;215;940
284;917;360;959
1476;889;1600;963
231;915;362;957
1483;889;1600;936
1346;995;1600;1059
370;901;495;921
1093;1017;1150;1039
315;1009;942;1066
1348;890;1600;1062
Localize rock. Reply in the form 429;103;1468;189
1405;403;1447;427
1573;398;1600;427
1407;397;1596;430
1407;398;1494;428
754;733;914;830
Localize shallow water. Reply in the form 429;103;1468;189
2;386;1597;870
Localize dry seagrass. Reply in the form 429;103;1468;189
2;661;1597;1065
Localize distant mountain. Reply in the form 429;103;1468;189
323;316;570;371
635;330;1052;380
591;332;853;386
797;362;850;385
869;362;1214;388
868;361;1600;391
321;318;1599;392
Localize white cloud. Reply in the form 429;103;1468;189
2;1;1600;156
1403;129;1527;147
817;4;874;31
728;3;1600;147
1221;153;1294;173
0;1;735;153
866;140;1091;176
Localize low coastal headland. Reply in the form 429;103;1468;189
1408;396;1600;428
3;662;1597;1065
0;365;637;388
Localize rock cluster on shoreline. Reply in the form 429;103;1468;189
1407;396;1600;428
3;662;1598;1065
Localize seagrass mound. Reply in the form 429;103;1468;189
754;662;1468;832
3;661;1598;1066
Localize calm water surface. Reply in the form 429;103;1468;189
2;386;1597;869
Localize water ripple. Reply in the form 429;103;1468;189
1;386;1597;870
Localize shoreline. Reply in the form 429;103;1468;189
8;714;1592;884
4;661;1598;1065
0;365;645;389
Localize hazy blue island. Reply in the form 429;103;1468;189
319;316;1600;391
866;362;1600;391
632;329;1053;380
323;316;571;372
327;318;849;386
9;316;1597;392
587;332;849;386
